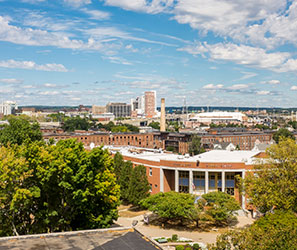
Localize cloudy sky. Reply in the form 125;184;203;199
0;0;297;107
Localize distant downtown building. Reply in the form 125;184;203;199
106;102;131;118
130;90;157;118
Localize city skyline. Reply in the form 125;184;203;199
0;0;297;107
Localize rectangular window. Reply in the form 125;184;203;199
149;168;152;176
149;184;152;192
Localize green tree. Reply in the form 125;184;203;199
243;138;297;213
119;161;133;202
148;121;160;130
0;117;42;146
209;210;297;250
0;139;120;236
272;128;294;143
140;192;195;223
188;135;205;156
62;116;90;132
128;165;150;205
202;192;240;226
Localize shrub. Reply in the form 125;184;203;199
185;247;192;250
172;234;178;241
193;243;201;250
175;246;184;250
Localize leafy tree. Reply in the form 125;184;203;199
128;165;150;205
148;121;160;130
187;198;210;228
188;135;205;156
140;192;195;223
202;192;240;226
272;128;294;143
111;125;128;133
288;120;297;129
209;210;297;250
0;116;42;146
119;161;133;202
0;139;120;236
243;138;297;213
113;152;124;179
62;116;90;132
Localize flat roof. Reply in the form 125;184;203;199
106;146;260;164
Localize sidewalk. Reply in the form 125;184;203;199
116;213;254;246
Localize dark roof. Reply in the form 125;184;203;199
0;227;160;250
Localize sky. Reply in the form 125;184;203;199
0;0;297;107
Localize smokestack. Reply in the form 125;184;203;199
160;98;166;132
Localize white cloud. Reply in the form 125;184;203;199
180;42;297;72
0;78;23;84
44;83;57;88
64;0;91;7
82;8;111;20
103;0;174;14
256;90;270;95
0;59;68;72
227;84;249;90
202;83;223;89
261;80;280;85
39;91;59;95
103;56;133;65
291;86;297;91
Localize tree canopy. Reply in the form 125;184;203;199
62;116;90;132
0;139;120;236
243;138;297;213
209;210;297;250
0;116;42;146
272;128;295;143
188;135;205;156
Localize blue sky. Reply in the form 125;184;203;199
0;0;297;107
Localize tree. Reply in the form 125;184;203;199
209;210;297;250
202;192;240;226
148;121;160;130
128;165;150;205
272;128;294;143
0;117;42;146
140;192;195;223
243;138;297;213
188;135;205;156
0;139;120;236
119;161;133;202
62;116;90;132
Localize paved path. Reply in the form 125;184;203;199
116;213;254;247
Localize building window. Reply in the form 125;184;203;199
149;168;152;176
155;184;158;188
193;172;205;191
149;184;152;192
179;171;189;193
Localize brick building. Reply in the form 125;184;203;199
107;146;264;209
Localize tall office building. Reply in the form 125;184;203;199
144;91;156;118
106;102;131;118
0;101;18;116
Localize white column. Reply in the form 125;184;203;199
222;171;225;192
160;168;164;192
175;169;179;192
241;170;246;209
205;171;209;194
189;170;193;194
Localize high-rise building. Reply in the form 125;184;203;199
144;91;156;118
106;102;131;118
160;98;166;132
0;101;18;116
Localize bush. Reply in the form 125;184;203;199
172;234;178;241
193;243;201;250
175;246;184;250
185;247;192;250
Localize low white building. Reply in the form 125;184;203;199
189;111;247;124
0;101;18;116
